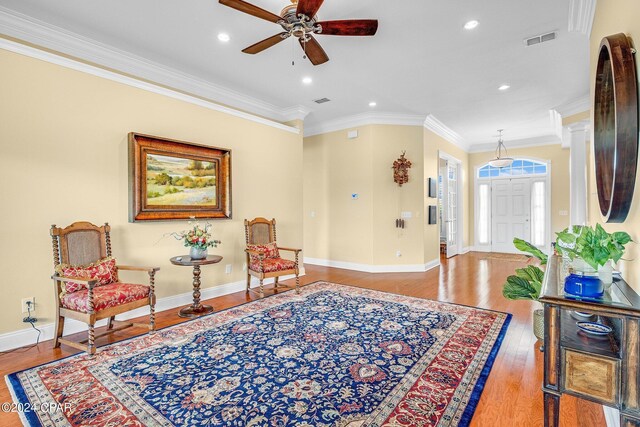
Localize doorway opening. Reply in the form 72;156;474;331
474;158;551;253
438;152;463;258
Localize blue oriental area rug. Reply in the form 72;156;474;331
7;282;510;427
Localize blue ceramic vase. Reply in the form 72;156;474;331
564;272;604;298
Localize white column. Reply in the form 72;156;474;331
567;121;590;226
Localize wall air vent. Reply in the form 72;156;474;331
524;31;557;47
313;98;331;104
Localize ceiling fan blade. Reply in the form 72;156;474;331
299;35;329;66
296;0;324;18
219;0;282;23
242;33;290;54
316;20;379;36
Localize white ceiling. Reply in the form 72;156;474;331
0;0;590;145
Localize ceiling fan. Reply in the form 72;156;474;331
218;0;378;65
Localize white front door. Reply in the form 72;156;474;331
445;162;459;258
491;178;531;253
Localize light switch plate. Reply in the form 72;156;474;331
401;211;412;219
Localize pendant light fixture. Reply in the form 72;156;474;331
488;129;514;168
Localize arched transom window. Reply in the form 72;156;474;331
477;159;548;178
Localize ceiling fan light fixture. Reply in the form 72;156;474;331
302;76;313;85
217;32;231;42
219;0;378;66
488;129;514;168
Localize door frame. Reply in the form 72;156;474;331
438;150;464;257
473;157;552;253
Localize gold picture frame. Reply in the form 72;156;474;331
128;133;231;222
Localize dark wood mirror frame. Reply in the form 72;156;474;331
594;33;639;223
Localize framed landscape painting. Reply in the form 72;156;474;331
128;133;231;221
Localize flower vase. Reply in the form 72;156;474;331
189;247;208;260
598;260;613;289
564;258;603;298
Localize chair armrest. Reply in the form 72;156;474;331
245;249;265;258
117;265;160;273
277;247;302;254
51;274;98;287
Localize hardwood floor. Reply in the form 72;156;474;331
0;252;605;426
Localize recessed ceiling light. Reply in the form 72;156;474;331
498;84;511;91
369;101;377;107
302;76;313;85
464;20;479;30
217;33;230;42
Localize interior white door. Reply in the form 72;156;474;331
445;162;459;258
491;178;531;253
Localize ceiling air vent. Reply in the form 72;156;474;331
313;98;331;104
524;31;557;47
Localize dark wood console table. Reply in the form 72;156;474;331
170;255;223;318
540;255;640;426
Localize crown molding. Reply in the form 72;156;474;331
423;114;469;151
0;6;306;124
568;0;597;36
0;37;300;134
552;95;591;117
281;105;311;122
303;112;425;137
469;134;562;153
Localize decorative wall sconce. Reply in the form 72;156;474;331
393;151;412;186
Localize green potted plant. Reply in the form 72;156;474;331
555;224;631;293
502;238;547;340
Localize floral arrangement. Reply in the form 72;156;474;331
171;218;221;250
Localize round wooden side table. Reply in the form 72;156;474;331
170;255;223;318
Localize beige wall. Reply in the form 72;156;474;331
372;126;425;265
468;144;571;248
0;48;303;334
303;125;425;267
303;127;374;264
589;0;640;291
423;130;470;263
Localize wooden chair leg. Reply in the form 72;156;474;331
53;313;64;348
260;278;264;298
295;272;300;295
107;316;115;330
274;276;279;288
246;273;251;292
149;271;156;334
87;323;96;355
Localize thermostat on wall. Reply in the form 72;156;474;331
351;193;359;200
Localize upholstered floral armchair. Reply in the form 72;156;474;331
50;222;159;354
244;217;301;298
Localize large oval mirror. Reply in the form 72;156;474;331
594;33;639;223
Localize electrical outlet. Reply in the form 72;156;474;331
21;297;35;314
225;264;232;274
396;250;402;258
